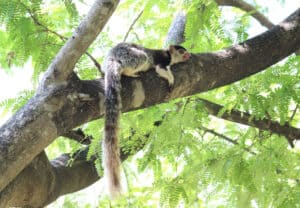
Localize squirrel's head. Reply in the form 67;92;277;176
169;45;191;65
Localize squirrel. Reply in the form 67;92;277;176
101;43;191;197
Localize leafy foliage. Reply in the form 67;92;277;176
0;0;299;207
0;89;34;115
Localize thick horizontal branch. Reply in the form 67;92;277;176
193;9;299;91
200;98;300;145
118;9;300;111
48;150;99;204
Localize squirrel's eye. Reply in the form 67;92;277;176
178;49;185;54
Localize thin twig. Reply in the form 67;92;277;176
123;10;144;42
62;129;92;145
85;51;102;72
289;105;298;122
215;0;274;29
201;126;256;155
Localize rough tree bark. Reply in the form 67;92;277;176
167;1;300;145
0;0;120;206
0;0;299;206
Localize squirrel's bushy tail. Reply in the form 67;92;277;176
102;60;122;198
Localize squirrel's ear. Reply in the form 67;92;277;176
169;45;175;53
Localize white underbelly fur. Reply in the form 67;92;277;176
122;61;151;77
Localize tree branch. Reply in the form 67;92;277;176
123;10;144;42
289;105;298;122
200;98;300;145
0;149;99;207
201;126;256;155
0;7;299;201
0;0;120;193
1;127;151;207
0;152;55;207
215;0;274;29
62;129;92;145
